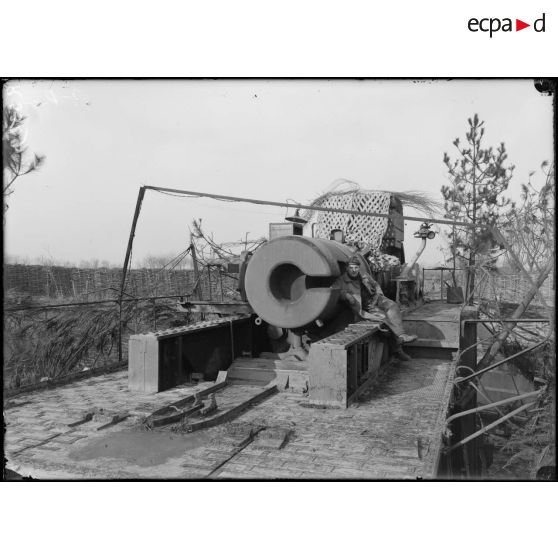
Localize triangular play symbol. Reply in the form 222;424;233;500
516;19;530;31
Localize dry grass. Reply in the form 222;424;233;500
3;295;196;389
487;388;555;479
478;300;555;479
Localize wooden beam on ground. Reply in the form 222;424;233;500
144;381;228;427
184;385;278;432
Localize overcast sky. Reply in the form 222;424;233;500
4;79;553;267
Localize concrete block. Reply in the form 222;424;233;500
307;345;347;408
128;334;160;394
215;370;228;383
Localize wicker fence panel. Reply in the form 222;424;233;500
422;268;553;307
4;264;239;302
5;264;553;307
482;273;554;306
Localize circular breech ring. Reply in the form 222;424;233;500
244;236;356;329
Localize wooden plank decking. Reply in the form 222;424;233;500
4;301;459;479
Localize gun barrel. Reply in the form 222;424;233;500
244;236;356;329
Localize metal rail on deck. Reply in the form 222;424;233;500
422;267;461;301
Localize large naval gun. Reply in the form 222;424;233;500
244;235;358;330
129;201;432;409
240;210;429;354
241;233;373;360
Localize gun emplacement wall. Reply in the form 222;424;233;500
128;316;268;393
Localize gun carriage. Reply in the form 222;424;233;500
129;190;435;409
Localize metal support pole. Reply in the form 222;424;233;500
143;185;474;228
406;238;427;276
457;305;480;477
459;306;478;375
229;318;235;362
190;236;205;320
118;186;146;362
190;234;203;300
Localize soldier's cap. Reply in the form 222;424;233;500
348;255;361;266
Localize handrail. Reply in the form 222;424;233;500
463;319;551;323
455;331;553;384
445;401;537;454
446;319;553;458
459;329;505;360
445;389;543;425
458;318;550;361
467;381;506;420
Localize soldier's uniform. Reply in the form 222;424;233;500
333;270;406;337
332;257;416;356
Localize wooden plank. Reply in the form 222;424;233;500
184;385;278;432
406;338;458;349
367;338;374;373
226;367;308;391
147;404;203;428
177;336;183;381
145;381;227;422
227;378;271;387
229;358;309;372
226;368;277;382
316;325;380;350
349;346;358;393
347;372;379;406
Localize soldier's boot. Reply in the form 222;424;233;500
394;334;416;361
398;333;418;344
394;348;412;361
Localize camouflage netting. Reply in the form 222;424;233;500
302;181;391;249
302;180;444;269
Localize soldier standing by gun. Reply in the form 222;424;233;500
333;255;417;360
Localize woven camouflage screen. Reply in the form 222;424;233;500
313;190;391;248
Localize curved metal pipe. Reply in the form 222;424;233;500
408;237;427;271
